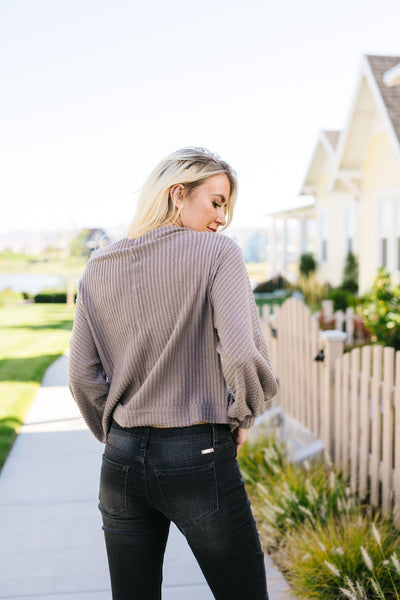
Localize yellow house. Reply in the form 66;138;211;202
271;55;400;294
300;129;347;287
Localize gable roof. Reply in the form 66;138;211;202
329;53;400;185
366;55;400;146
323;130;341;151
297;54;400;201
300;130;341;194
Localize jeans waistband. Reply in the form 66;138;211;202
110;420;231;445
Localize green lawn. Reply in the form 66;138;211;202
0;251;87;275
0;303;75;470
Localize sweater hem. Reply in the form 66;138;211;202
112;403;230;429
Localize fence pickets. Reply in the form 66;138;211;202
263;297;399;525
358;346;371;502
267;298;323;440
370;345;383;508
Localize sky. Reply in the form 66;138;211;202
1;0;400;236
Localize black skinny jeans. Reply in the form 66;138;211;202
99;421;269;600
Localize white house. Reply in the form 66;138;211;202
269;54;400;294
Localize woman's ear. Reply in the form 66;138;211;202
170;184;185;209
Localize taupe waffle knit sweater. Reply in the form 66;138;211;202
68;225;278;442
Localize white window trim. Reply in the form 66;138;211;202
375;189;400;274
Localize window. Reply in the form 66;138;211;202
380;199;391;234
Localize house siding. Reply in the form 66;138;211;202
316;192;356;286
359;131;400;293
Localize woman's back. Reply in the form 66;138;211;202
69;224;277;443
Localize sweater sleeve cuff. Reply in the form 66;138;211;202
238;415;256;429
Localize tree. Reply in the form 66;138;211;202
341;251;358;294
69;228;111;259
70;228;92;258
299;253;316;277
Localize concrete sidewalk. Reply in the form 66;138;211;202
0;353;296;600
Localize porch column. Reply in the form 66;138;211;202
300;216;308;254
282;218;288;273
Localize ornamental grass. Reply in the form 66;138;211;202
239;432;400;599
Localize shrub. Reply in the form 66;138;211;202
299;253;317;277
253;275;291;294
34;292;67;303
34;291;77;303
360;268;400;350
326;287;357;312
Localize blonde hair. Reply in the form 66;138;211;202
126;147;237;239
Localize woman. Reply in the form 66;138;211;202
68;147;278;600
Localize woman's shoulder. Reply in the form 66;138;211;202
179;231;243;272
183;229;241;253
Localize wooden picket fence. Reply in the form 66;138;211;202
262;298;324;440
262;297;400;524
261;298;368;346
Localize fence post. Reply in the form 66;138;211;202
320;330;347;460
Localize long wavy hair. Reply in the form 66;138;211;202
126;147;237;239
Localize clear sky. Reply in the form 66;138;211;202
1;0;400;235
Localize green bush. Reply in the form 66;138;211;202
34;290;77;303
360;268;400;350
253;275;291;293
326;287;357;312
299;253;317;277
34;292;68;303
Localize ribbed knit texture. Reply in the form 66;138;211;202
68;225;278;442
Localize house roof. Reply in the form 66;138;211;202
269;203;315;220
329;54;400;189
323;130;341;151
366;55;400;145
299;130;340;194
275;54;400;213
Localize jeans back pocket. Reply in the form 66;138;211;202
156;462;218;525
99;455;129;517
